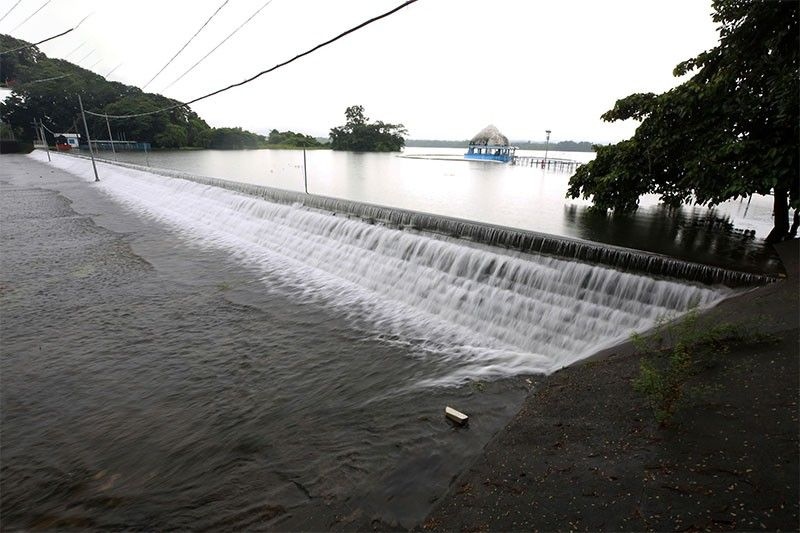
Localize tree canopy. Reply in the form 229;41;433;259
329;105;407;152
0;34;321;151
266;129;324;148
566;0;799;242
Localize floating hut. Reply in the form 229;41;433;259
464;124;517;163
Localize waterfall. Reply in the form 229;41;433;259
69;154;773;287
37;152;735;384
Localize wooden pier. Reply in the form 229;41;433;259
512;156;580;171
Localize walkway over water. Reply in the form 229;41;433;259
512;156;580;171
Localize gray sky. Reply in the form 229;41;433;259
1;0;719;142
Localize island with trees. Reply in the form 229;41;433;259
566;0;798;243
329;105;407;152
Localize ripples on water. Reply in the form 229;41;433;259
1;152;732;529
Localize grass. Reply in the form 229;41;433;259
631;309;777;427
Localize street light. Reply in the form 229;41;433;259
544;129;552;167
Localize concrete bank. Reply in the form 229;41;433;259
425;241;798;531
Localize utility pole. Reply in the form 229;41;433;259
543;129;552;168
38;120;51;162
31;119;42;145
78;94;100;182
303;148;308;194
104;114;117;160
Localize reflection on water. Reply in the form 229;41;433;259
563;204;777;275
110;147;781;275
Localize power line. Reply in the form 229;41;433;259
142;0;230;90
14;73;72;85
161;0;273;91
0;14;90;55
40;120;79;140
9;0;51;32
77;48;95;63
88;0;419;119
0;0;23;24
104;62;123;79
64;40;87;60
0;27;71;54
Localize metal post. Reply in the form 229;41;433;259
78;94;100;182
32;119;42;145
544;129;552;166
144;142;150;167
38;120;51;162
303;148;308;194
104;114;117;160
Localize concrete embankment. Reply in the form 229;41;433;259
426;241;799;531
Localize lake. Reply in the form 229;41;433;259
0;147;775;530
108;146;780;275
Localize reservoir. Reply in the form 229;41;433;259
0;149;777;530
108;146;781;276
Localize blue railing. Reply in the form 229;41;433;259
463;152;513;163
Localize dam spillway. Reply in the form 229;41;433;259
73;154;773;288
36;152;738;383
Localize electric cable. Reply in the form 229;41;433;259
161;0;273;91
14;73;72;85
0;27;71;54
142;0;230;90
87;0;418;119
0;14;90;55
64;40;87;59
0;0;23;25
77;48;95;63
104;62;123;78
9;0;51;32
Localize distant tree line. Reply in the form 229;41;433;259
0;34;323;150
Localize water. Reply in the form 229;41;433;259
0;151;743;530
107;146;781;275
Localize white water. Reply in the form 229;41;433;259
31;151;728;384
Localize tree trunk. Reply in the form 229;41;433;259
765;187;790;243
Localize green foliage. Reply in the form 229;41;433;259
0;122;22;140
0;33;212;149
632;310;776;427
154;124;189;149
329;105;407;152
266;129;324;148
206;127;265;149
567;1;799;240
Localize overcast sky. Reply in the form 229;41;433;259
1;0;720;142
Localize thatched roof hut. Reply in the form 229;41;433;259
469;124;509;146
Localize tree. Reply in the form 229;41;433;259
329;105;407;152
0;34;212;149
154;124;188;148
206;127;265;149
567;0;799;242
266;128;324;148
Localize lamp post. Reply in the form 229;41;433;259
543;129;552;167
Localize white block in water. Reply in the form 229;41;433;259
445;406;469;425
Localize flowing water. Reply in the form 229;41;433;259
107;146;781;276
1;151;743;529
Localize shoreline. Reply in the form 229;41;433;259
425;239;799;531
6;152;797;529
